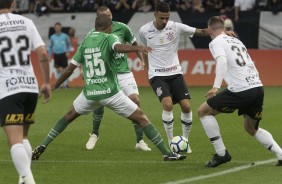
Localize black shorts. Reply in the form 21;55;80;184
54;53;68;68
149;74;191;104
0;92;38;127
207;87;264;120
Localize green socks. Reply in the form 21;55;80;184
143;124;171;155
92;107;144;143
42;117;70;146
133;123;143;143
92;106;104;136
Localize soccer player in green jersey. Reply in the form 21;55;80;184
85;6;151;151
32;14;186;161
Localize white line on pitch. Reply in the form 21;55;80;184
0;159;184;164
164;159;276;184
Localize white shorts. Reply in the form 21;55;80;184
73;90;138;117
117;72;139;96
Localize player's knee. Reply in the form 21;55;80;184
244;124;257;136
129;109;149;128
64;106;80;122
136;116;150;128
245;127;257;136
129;96;140;106
180;104;191;113
162;99;173;111
197;105;207;118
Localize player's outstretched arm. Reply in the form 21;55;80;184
194;28;236;37
53;63;77;90
114;44;152;54
194;28;210;37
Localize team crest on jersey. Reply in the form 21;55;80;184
159;37;164;44
156;87;162;97
166;32;174;41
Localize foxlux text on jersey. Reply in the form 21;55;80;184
6;77;36;87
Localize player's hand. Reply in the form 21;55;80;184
205;87;219;99
39;83;52;103
225;30;236;37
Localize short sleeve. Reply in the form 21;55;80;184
139;28;147;46
108;34;121;50
175;22;196;37
72;44;83;65
122;23;136;44
29;20;45;50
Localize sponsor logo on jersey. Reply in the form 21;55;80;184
0;19;25;27
6;76;36;87
155;66;178;73
148;29;155;33
0;26;26;33
115;53;125;59
86;88;112;96
85;77;108;85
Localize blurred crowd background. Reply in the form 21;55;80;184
12;0;282;17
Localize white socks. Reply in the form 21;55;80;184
23;139;32;163
162;110;174;141
11;143;31;177
200;115;226;156
254;128;282;160
162;110;193;143
181;111;192;139
11;142;36;184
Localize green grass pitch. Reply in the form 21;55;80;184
1;87;282;183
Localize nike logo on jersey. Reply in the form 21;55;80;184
148;37;154;39
185;93;189;95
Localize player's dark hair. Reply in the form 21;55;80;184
208;16;224;31
95;14;112;31
155;2;170;13
96;6;109;16
0;0;13;9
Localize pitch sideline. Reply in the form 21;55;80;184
164;158;276;184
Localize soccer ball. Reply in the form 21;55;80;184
169;136;189;153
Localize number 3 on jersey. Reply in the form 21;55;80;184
84;52;106;78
